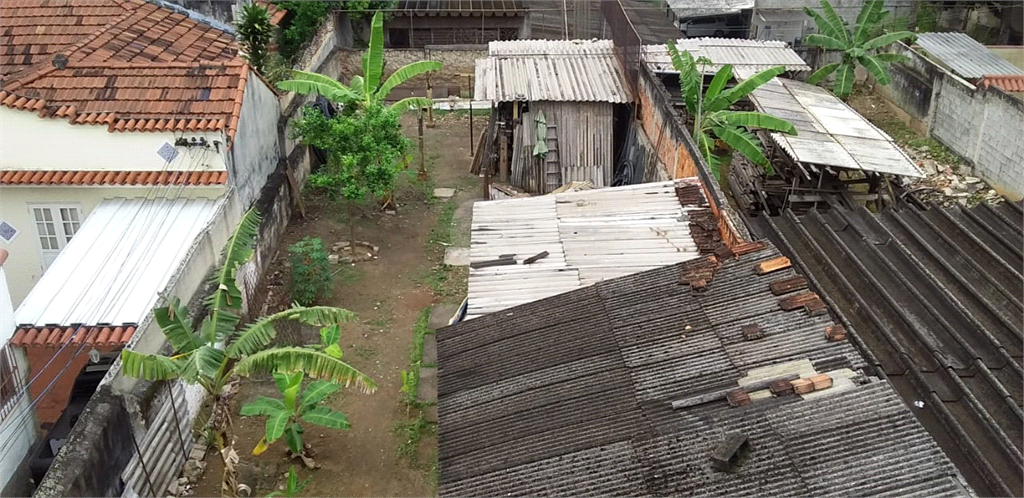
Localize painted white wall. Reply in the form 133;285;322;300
0;185;226;308
0;266;36;496
0;108;228;172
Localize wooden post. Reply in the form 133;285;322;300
483;150;491;200
418;111;426;181
469;100;475;156
426;78;435;128
499;127;509;183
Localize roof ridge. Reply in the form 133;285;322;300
141;0;236;35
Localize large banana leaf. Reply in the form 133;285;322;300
120;350;182;381
858;54;893;85
277;371;303;410
803;33;846;51
198;311;241;346
301;380;339;410
707;66;785;112
177;345;225;383
720;111;797;135
853;1;885;44
832;62;855;99
667;42;701;114
265;411;290;443
153;297;200;353
703;65;733;105
806;62;841;85
695;132;719;181
804;2;846;42
376;61;443;101
204;208;260;343
302;406;351;430
712;125;770;168
390;97;433;113
240;396;288;416
277;72;358;104
819;0;850;43
234;347;377;393
225;306;357;358
864;31;917;50
365;12;386;92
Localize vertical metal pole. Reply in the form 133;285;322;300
469;100;475;156
418;111;426;181
166;382;189;459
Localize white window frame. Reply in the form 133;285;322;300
28;203;83;272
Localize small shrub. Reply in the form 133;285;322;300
288;237;332;305
235;3;273;73
273;1;332;61
263;52;293;86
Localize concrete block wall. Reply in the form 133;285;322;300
333;46;486;95
931;73;1024;201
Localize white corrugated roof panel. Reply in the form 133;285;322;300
916;32;1024;79
644;38;811;74
15;196;223;327
474;39;631;103
666;0;753;18
466;179;705;319
736;69;923;178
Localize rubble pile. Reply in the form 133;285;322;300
905;144;1003;207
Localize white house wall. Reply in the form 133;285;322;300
0;108;228;173
229;75;281;209
0;185;226;308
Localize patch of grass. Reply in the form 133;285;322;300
431;108;491;118
332;265;364;285
367;316;391;328
400;307;432;407
428;201;456;249
393;413;435;466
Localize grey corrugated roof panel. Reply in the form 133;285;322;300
665;0;754;18
437;239;972;495
474;39;631;102
397;0;526;15
736;72;924;177
757;203;1020;497
644;37;811;74
916;32;1024;79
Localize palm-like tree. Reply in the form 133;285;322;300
804;0;916;100
120;208;375;497
276;11;442;112
668;42;797;180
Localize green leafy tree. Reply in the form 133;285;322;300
236;3;274;74
273;1;332;61
277;11;442;113
804;0;917;100
267;467;311;498
120;208;375;497
287;237;333;306
290;102;410;245
667;42;798;180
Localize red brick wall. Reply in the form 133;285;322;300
24;344;120;427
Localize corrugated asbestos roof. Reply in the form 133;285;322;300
466;180;710;319
644;38;811;74
748;201;1024;497
437;240;971;496
916;32;1024;80
666;0;753;19
14;196;223;332
737;71;923;178
396;0;526;16
474;39;631;102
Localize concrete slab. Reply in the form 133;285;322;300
434;187;456;199
417;367;437;403
428;303;462;331
444;247;470;266
422;334;437;366
423;404;438;423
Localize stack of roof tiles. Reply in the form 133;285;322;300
0;0;248;141
749;201;1023;497
436;240;972;496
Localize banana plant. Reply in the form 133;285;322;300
803;0;917;100
242;369;350;458
267;466;311;498
667;42;797;180
276;11;442;113
119;208;375;497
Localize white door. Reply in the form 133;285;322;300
32;206;81;271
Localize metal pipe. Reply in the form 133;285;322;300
469;100;475;156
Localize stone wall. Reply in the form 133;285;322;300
930;74;1024;200
333;46;487;97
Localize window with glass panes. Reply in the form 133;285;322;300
32;205;81;270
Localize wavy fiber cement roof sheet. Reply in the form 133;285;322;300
916;32;1024;80
644;37;811;74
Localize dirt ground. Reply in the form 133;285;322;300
191;112;481;497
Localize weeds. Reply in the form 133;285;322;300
333;265;364;285
428;201;456;249
399;308;432;407
394;413;435;466
353;344;378;360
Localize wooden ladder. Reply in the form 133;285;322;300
544;123;561;193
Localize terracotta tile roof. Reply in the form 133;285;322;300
0;0;253;142
0;169;228;186
978;74;1024;93
11;325;136;348
256;1;288;25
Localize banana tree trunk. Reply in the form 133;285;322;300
212;396;239;497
